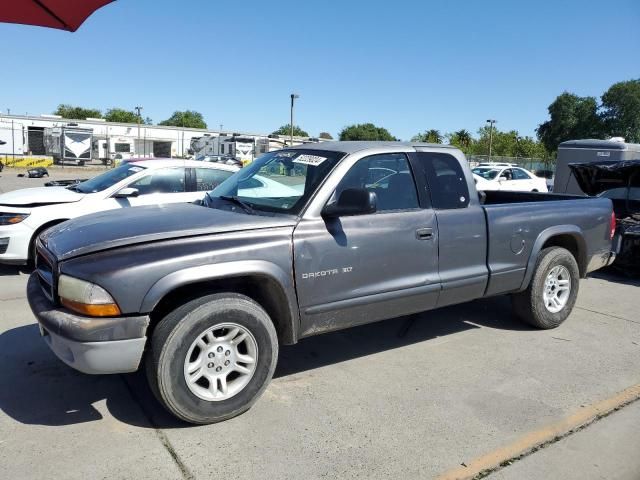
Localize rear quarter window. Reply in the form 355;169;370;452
415;152;470;209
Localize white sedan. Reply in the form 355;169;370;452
0;159;238;265
472;166;548;192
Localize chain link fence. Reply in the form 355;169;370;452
466;155;554;173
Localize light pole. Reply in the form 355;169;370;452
290;94;299;146
486;119;496;162
135;106;143;156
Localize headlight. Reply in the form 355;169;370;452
0;213;30;225
58;274;121;317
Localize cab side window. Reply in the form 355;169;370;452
415;152;470;209
335;153;419;212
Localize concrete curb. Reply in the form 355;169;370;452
437;383;640;480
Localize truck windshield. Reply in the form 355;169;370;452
73;164;146;193
209;149;345;214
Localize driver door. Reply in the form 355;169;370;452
293;152;440;337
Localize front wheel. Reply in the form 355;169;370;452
512;247;580;329
145;293;279;424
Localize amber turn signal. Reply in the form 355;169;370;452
60;298;121;317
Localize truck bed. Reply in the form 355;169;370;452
478;190;613;297
480;190;582;205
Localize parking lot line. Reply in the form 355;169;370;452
436;383;640;480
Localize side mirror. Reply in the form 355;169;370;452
498;175;508;182
322;188;377;218
114;187;139;198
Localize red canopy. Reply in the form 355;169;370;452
1;0;114;32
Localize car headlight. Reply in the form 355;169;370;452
0;213;30;225
58;274;121;317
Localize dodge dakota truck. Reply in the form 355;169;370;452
27;142;616;424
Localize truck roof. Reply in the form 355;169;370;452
284;141;458;154
559;139;640;151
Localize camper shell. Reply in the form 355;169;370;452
554;139;640;195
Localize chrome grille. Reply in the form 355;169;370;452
35;245;56;302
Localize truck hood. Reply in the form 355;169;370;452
42;203;297;261
0;186;84;208
569;160;640;196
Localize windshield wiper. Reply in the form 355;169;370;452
219;195;255;214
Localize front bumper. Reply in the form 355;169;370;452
27;273;149;374
0;222;34;264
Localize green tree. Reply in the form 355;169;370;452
469;126;548;159
515;135;549;159
54;104;102;120
412;129;443;143
319;131;333;139
536;92;604;153
600;79;640;142
339;123;396;141
159;110;207;129
104;108;146;124
447;129;473;151
271;124;309;137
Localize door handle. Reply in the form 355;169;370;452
416;227;434;240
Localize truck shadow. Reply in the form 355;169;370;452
0;296;530;429
590;267;640;287
0;264;32;277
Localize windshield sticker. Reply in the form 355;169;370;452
293;154;328;166
128;166;144;173
275;151;296;158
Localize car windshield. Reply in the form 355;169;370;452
73;164;146;193
598;187;640;201
472;167;500;180
209;149;345;214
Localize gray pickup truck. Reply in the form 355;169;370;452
27;142;616;424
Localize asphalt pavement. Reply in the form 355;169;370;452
0;171;639;479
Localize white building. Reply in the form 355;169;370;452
0;113;314;164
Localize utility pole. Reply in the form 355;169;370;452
135;106;143;156
486;119;496;162
290;93;299;146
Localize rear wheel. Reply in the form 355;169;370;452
146;293;279;424
512;247;579;329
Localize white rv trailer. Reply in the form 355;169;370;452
0;120;25;156
190;135;257;165
44;126;93;165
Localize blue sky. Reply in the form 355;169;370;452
2;0;638;140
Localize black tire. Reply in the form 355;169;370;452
145;293;279;424
512;247;580;329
